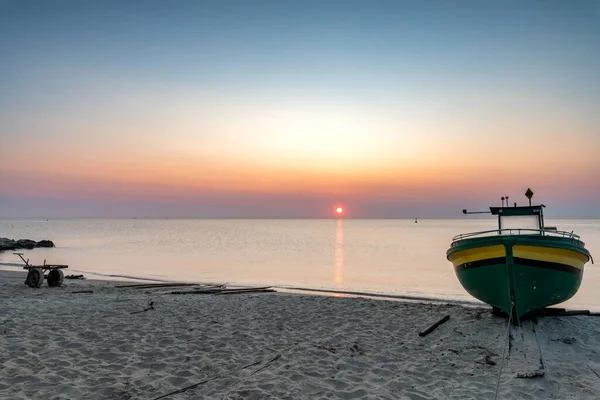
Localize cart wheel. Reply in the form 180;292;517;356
26;268;44;288
47;269;64;287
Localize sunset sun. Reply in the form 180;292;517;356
336;207;343;214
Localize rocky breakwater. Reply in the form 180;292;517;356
0;238;55;252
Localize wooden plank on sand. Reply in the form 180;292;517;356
216;288;276;295
115;283;201;289
419;315;450;337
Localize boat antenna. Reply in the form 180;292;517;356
525;188;534;206
462;209;490;214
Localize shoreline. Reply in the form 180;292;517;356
4;265;597;312
2;270;600;399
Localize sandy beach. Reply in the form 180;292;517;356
1;270;599;399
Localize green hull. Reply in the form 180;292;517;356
457;261;583;318
447;235;590;320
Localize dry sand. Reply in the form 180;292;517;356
1;270;599;399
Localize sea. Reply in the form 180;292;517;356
1;218;599;311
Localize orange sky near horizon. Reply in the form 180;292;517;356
1;128;596;205
2;90;598;214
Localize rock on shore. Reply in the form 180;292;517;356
0;238;55;251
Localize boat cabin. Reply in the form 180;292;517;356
489;205;545;234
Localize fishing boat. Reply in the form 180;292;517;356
447;189;593;321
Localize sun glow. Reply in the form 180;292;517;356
336;207;343;214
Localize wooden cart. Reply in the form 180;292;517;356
14;253;68;288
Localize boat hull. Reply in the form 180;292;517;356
447;235;590;320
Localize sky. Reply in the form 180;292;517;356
1;0;599;218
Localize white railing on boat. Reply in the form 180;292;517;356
451;228;580;242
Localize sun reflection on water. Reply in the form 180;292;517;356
334;219;344;285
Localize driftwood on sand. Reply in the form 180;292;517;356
131;300;155;314
115;283;203;289
588;365;600;380
65;274;86;280
419;314;450;337
216;288;276;295
114;281;275;296
152;354;282;400
170;287;275;295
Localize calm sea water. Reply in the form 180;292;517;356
1;218;599;310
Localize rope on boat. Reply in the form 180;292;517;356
493;303;513;400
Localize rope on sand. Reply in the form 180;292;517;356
532;321;546;372
588;365;600;380
493;303;513;400
152;354;281;400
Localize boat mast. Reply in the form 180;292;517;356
525;188;534;206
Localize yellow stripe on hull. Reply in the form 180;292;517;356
513;245;588;270
448;245;505;267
